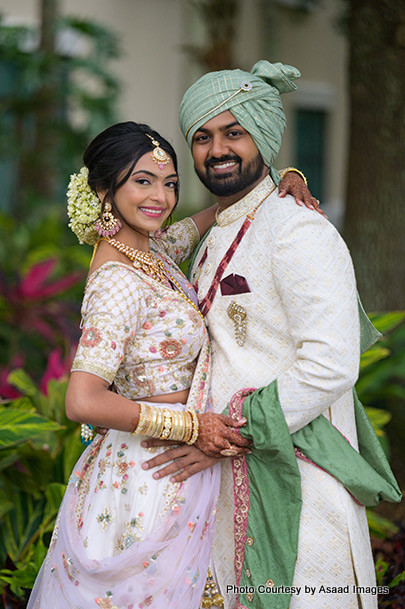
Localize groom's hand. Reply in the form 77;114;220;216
141;442;222;483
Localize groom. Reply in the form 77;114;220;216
143;61;399;609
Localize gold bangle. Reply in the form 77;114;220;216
170;410;181;442
186;409;199;445
132;404;168;439
180;411;188;443
134;407;197;442
160;408;173;440
183;411;193;443
172;410;185;442
132;402;152;436
278;167;307;187
154;408;165;438
146;407;160;437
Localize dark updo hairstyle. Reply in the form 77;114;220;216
83;121;179;214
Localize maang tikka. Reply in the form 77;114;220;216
145;133;170;169
95;201;122;238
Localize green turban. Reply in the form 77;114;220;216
179;60;300;184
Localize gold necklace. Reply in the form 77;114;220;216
102;238;205;323
101;237;167;283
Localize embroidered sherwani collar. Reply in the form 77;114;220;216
215;175;275;227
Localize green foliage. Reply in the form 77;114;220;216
0;373;83;602
387;570;405;589
367;509;399;540
357;312;405;597
375;557;405;605
373;520;405;606
358;311;405;441
357;312;405;405
0;218;86;382
0;407;61;449
0;8;117;389
359;345;390;371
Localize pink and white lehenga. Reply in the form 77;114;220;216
27;252;221;609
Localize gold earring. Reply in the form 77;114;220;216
95;202;122;237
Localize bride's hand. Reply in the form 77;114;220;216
195;412;251;457
279;171;327;218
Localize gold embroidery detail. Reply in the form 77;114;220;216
115;516;144;552
246;569;251;578
215;176;274;226
138;482;148;495
181;217;200;252
266;579;274;587
227;301;247;347
246;537;254;546
232;455;250;578
74;436;104;527
71;359;115;384
246;592;254;602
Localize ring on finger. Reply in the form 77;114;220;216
220;445;238;457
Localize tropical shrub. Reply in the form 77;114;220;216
356;312;405;603
0;370;82;607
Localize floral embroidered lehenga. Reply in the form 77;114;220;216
27;226;221;609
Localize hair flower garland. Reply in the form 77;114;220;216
67;167;101;245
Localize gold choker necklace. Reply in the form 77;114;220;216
101;238;167;283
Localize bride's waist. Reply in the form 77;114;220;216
140;388;189;406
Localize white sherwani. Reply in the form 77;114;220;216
190;177;377;609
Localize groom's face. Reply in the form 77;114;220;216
191;110;266;198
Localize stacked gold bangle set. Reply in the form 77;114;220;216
132;402;199;444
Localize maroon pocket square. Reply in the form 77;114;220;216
220;273;251;296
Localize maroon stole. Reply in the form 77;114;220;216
196;198;268;316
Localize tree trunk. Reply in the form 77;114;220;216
17;0;60;208
35;0;59;198
344;0;405;311
185;0;239;70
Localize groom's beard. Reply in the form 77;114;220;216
194;153;265;197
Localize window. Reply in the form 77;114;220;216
295;108;326;201
0;60;18;213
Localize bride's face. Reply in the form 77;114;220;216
111;152;178;237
